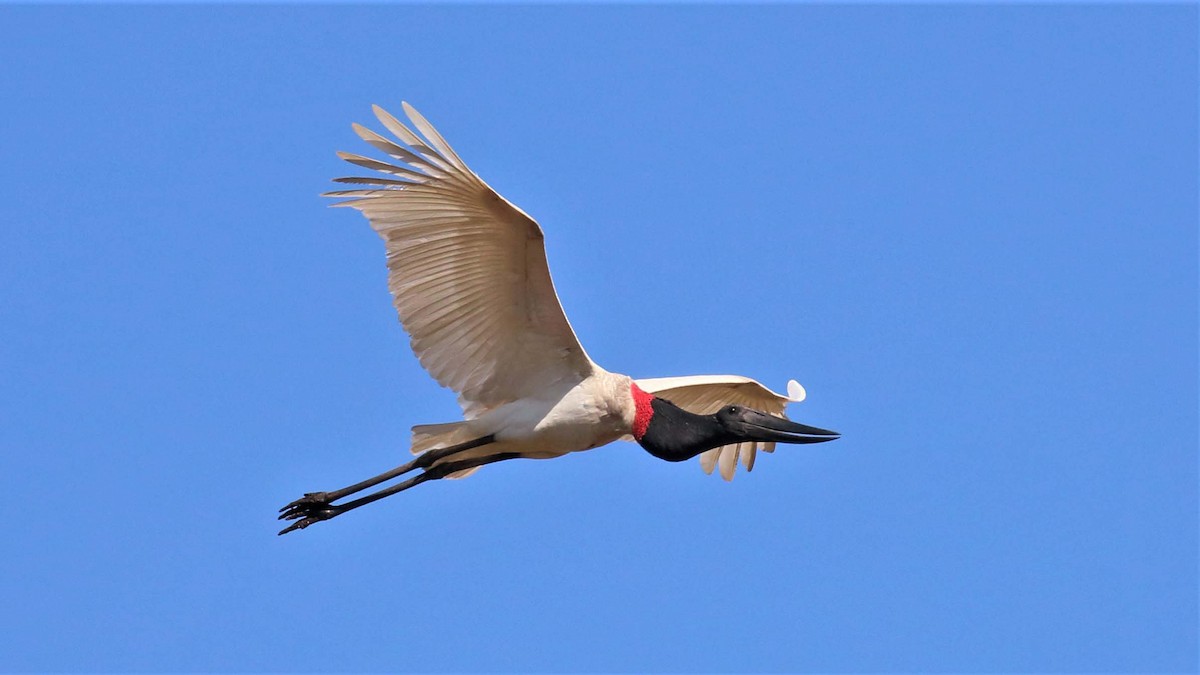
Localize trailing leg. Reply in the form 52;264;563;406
277;450;522;535
277;434;495;518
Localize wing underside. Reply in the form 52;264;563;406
326;103;595;417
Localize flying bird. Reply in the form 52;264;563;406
279;103;839;535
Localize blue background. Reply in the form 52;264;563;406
1;5;1195;672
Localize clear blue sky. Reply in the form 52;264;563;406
1;4;1195;672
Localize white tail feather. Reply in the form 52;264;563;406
410;421;484;479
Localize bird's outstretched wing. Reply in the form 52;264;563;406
326;103;595;417
635;375;807;480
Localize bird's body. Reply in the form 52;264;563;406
416;367;637;469
278;103;838;534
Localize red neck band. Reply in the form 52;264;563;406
630;382;654;441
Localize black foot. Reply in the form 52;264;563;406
278;492;343;535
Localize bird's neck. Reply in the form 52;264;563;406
630;383;733;462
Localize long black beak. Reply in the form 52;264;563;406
741;410;840;444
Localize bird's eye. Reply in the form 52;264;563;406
727;406;739;414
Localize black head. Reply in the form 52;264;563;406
714;405;840;446
635;396;839;463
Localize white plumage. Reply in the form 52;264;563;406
279;102;838;533
330;104;595;420
325;103;817;481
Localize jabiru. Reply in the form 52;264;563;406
279;103;839;535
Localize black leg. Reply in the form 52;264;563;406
278;434;495;514
277;450;522;535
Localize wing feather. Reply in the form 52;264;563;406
332;176;415;186
635;375;805;480
351;124;451;177
327;103;595;416
401;102;473;172
373;104;461;171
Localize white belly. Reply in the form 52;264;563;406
485;371;634;458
